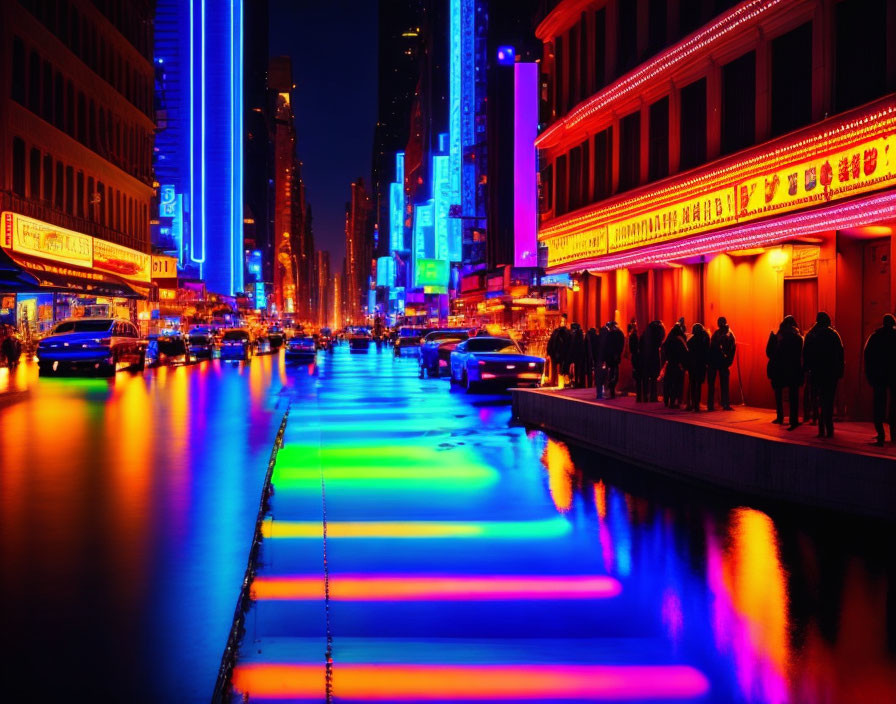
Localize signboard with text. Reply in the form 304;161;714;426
94;239;151;283
2;212;92;267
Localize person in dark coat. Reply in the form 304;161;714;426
766;315;804;429
585;327;600;388
802;312;844;438
863;314;896;446
546;316;571;386
593;323;607;398
1;331;22;368
628;322;643;402
707;316;736;411
662;324;689;408
567;323;587;388
600;321;625;399
643;320;665;402
687;323;710;411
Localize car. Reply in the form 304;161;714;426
146;332;193;367
256;335;273;355
36;317;145;376
219;328;254;362
285;335;317;363
394;326;430;357
317;327;333;351
419;329;470;378
348;327;372;353
449;336;545;392
267;327;286;351
187;331;216;359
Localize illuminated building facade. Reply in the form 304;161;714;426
153;0;244;297
537;0;896;416
314;249;330;327
344;178;372;324
0;0;156;330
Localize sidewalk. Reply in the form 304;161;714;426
511;387;896;519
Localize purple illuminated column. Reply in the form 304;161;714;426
514;62;538;267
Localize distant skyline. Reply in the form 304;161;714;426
269;0;379;267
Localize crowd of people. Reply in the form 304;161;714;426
545;311;896;446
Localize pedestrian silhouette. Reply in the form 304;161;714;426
662;324;689;409
643;320;665;402
802;311;844;438
687;323;710;411
628;321;643;402
863;314;896;446
546;316;571;386
585;327;599;388
767;315;804;430
600;321;625;399
567;323;587;389
707;316;736;411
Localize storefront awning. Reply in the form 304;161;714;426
0;249;145;299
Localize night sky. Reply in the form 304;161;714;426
269;0;379;268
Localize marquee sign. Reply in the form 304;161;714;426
2;212;92;267
542;105;896;267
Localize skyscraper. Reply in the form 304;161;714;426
344;177;371;324
153;0;244;296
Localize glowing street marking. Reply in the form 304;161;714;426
231;663;711;700
261;517;571;540
251;574;622;601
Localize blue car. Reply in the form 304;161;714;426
449;336;545;392
219;328;254;362
419;329;470;378
285;335;316;363
146;332;193;367
37;317;146;376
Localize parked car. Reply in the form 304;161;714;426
449;336;545;392
187;331;216;359
267;327;286;351
419;329;470;378
285;335;317;363
394;326;430;357
146;332;193;367
37;317;145;376
219;328;254;362
349;327;372;353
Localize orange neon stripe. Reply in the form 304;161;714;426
231;663;711;700
250;574;622;601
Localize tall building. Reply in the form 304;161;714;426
153;0;244;297
0;0;155;331
536;0;896;417
344;177;372;324
314;249;330;327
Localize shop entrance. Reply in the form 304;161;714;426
859;238;891;414
783;278;818;333
633;272;649;329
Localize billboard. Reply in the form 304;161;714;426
414;258;449;289
376;256;395;287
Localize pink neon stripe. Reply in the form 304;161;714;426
251;574;622;601
232;663;711;700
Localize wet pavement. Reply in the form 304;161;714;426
0;356;290;702
231;345;896;703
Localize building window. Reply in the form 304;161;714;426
87;177;95;220
541;163;553;212
53;73;63;128
678;0;704;38
12;37;25;103
648;96;669;181
76;171;84;217
771;23;812;137
617;0;638;76
593;127;612;201
594;8;606;92
77;92;86;143
29;147;40;198
43;154;52;202
12;138;26;196
647;0;667;55
721;51;756;156
679;77;707;171
28;51;40;114
618;111;641;192
116;191;121;230
42;61;52;122
55;162;63;209
569;145;583;211
65;166;74;214
66;80;74;135
555;35;564;115
834;0;887;114
556;154;568;216
569;24;579;107
97;182;105;225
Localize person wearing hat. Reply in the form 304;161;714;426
802;311;844;438
863;314;896;446
600;320;626;399
707;316;736;411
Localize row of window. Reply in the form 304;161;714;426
545;0;890;217
548;0;886;125
11;37;153;184
18;0;153;116
11;136;149;244
550;0;740;119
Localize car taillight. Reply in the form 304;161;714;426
481;372;496;379
478;360;486;366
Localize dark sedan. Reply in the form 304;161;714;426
187;332;216;359
449;336;545;392
36;318;145;376
419;329;470;378
219;328;254;362
285;335;316;363
147;332;193;367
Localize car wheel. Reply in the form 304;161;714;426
134;353;146;372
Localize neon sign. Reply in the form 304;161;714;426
514;63;538;267
433;153;451;261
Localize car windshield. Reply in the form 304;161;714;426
189;335;209;344
292;337;313;346
467;338;518;353
399;328;425;337
53;320;113;334
222;330;248;341
159;339;186;354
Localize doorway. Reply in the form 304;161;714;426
783;277;818;333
